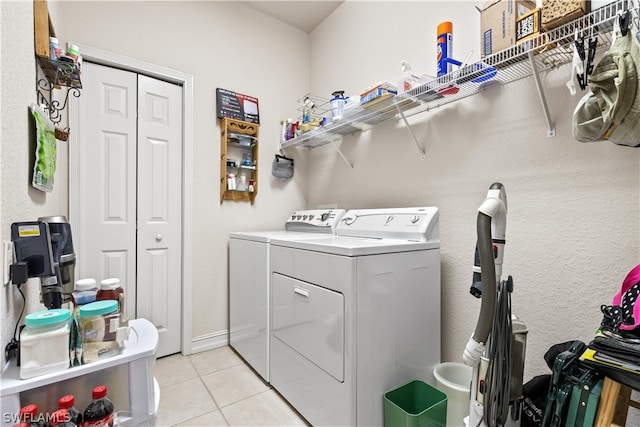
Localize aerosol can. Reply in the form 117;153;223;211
463;183;528;427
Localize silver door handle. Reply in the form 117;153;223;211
155;234;163;242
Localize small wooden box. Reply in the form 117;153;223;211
541;0;589;31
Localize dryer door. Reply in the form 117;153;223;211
272;273;345;381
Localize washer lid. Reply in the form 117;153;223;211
270;235;438;256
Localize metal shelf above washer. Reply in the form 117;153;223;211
280;0;632;155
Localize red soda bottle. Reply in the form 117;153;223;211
82;385;115;426
58;395;82;425
49;409;76;426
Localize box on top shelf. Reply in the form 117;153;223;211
516;8;542;44
480;0;537;57
359;82;397;106
541;0;589;30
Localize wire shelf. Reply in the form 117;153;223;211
281;0;633;150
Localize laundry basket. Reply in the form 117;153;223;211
433;362;472;427
384;379;447;427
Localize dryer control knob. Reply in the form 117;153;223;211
410;215;420;224
343;216;356;225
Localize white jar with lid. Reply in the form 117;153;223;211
20;309;71;379
72;278;98;306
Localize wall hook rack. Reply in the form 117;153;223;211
35;57;82;126
36;77;81;125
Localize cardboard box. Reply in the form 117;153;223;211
541;0;589;30
516;8;542;44
480;0;536;57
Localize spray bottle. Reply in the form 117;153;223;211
330;91;345;121
398;60;418;93
437;21;453;77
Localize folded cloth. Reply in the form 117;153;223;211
589;335;640;365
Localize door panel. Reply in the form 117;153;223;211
137;75;183;356
78;62;137;318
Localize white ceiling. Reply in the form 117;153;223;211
242;1;344;33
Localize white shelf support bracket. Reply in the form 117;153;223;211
333;141;354;171
396;105;426;160
528;50;556;137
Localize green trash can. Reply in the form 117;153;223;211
384;379;448;427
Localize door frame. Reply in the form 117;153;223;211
69;44;194;355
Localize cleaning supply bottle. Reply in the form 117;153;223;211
398;60;418;93
437;21;453;77
330;91;345;121
83;385;115;427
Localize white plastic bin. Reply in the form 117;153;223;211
433;362;472;427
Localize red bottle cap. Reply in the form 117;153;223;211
19;404;37;417
59;394;75;409
92;385;108;399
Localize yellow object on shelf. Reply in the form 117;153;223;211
516;8;543;44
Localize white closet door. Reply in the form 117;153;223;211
75;62;183;357
78;62;138;319
136;75;183;357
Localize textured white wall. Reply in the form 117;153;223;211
301;1;640;383
1;0;69;367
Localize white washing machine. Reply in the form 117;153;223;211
269;207;441;426
229;209;346;382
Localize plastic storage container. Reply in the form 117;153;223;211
79;300;124;363
433;362;472;427
19;309;71;380
1;319;159;427
384;380;447;427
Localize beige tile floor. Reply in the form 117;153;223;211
153;346;310;426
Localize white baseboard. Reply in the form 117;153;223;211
189;330;229;354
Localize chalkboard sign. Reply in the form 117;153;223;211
216;88;260;124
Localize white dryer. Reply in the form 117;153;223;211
229;209;345;382
269;207;441;426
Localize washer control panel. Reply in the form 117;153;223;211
285;209;346;233
337;207;440;242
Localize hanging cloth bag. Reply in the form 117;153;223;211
572;13;640;147
271;154;294;179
